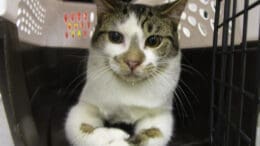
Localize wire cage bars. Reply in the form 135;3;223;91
210;0;260;146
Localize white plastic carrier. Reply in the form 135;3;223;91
0;0;259;49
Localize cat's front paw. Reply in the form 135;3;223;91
93;127;130;141
69;122;130;146
84;127;130;146
128;128;163;146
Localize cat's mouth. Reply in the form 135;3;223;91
121;75;146;83
116;71;147;83
112;71;147;83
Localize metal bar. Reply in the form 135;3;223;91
210;0;222;144
225;0;238;144
212;107;252;143
251;14;260;146
216;47;258;54
218;0;231;144
214;78;256;100
217;1;260;28
237;0;249;145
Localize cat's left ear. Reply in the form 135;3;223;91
157;0;187;24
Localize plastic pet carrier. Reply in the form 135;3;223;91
0;0;259;146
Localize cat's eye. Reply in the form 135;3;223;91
108;31;124;44
145;35;162;48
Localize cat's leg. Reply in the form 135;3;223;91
130;111;173;146
65;102;130;146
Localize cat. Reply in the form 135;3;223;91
65;0;187;146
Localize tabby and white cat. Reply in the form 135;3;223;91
65;0;187;146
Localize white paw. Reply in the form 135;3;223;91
86;127;129;146
94;127;129;140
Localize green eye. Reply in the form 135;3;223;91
145;35;162;48
108;31;124;44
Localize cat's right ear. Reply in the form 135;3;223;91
94;0;121;15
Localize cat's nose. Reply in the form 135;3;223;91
125;60;141;71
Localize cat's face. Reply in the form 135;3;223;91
92;0;187;83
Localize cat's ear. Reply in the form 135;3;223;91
157;0;187;24
94;0;122;15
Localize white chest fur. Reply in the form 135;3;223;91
78;51;181;123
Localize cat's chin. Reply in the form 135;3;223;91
115;72;148;83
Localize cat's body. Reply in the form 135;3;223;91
65;0;187;146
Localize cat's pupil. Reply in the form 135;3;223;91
108;31;124;44
146;35;162;48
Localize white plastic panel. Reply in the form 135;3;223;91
177;0;215;48
246;1;259;41
0;0;7;16
0;0;96;48
0;0;20;23
0;93;15;146
17;0;46;36
44;1;97;48
188;3;198;12
0;0;259;49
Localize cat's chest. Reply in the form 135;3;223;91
99;104;160;124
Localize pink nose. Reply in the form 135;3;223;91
125;60;141;71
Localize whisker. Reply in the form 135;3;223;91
179;80;199;104
153;70;172;89
156;64;200;105
155;69;179;88
68;78;86;95
174;91;189;119
89;67;111;81
87;66;110;80
153;67;196;121
68;65;110;94
181;64;205;80
177;86;193;111
150;71;171;98
176;86;195;120
89;52;107;58
65;71;87;90
173;95;184;121
30;86;42;103
173;96;185;121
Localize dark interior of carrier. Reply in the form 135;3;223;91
0;0;259;146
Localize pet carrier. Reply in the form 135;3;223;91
0;0;259;146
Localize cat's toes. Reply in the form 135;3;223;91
80;123;95;134
129;128;163;145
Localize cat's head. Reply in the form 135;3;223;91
91;0;187;83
